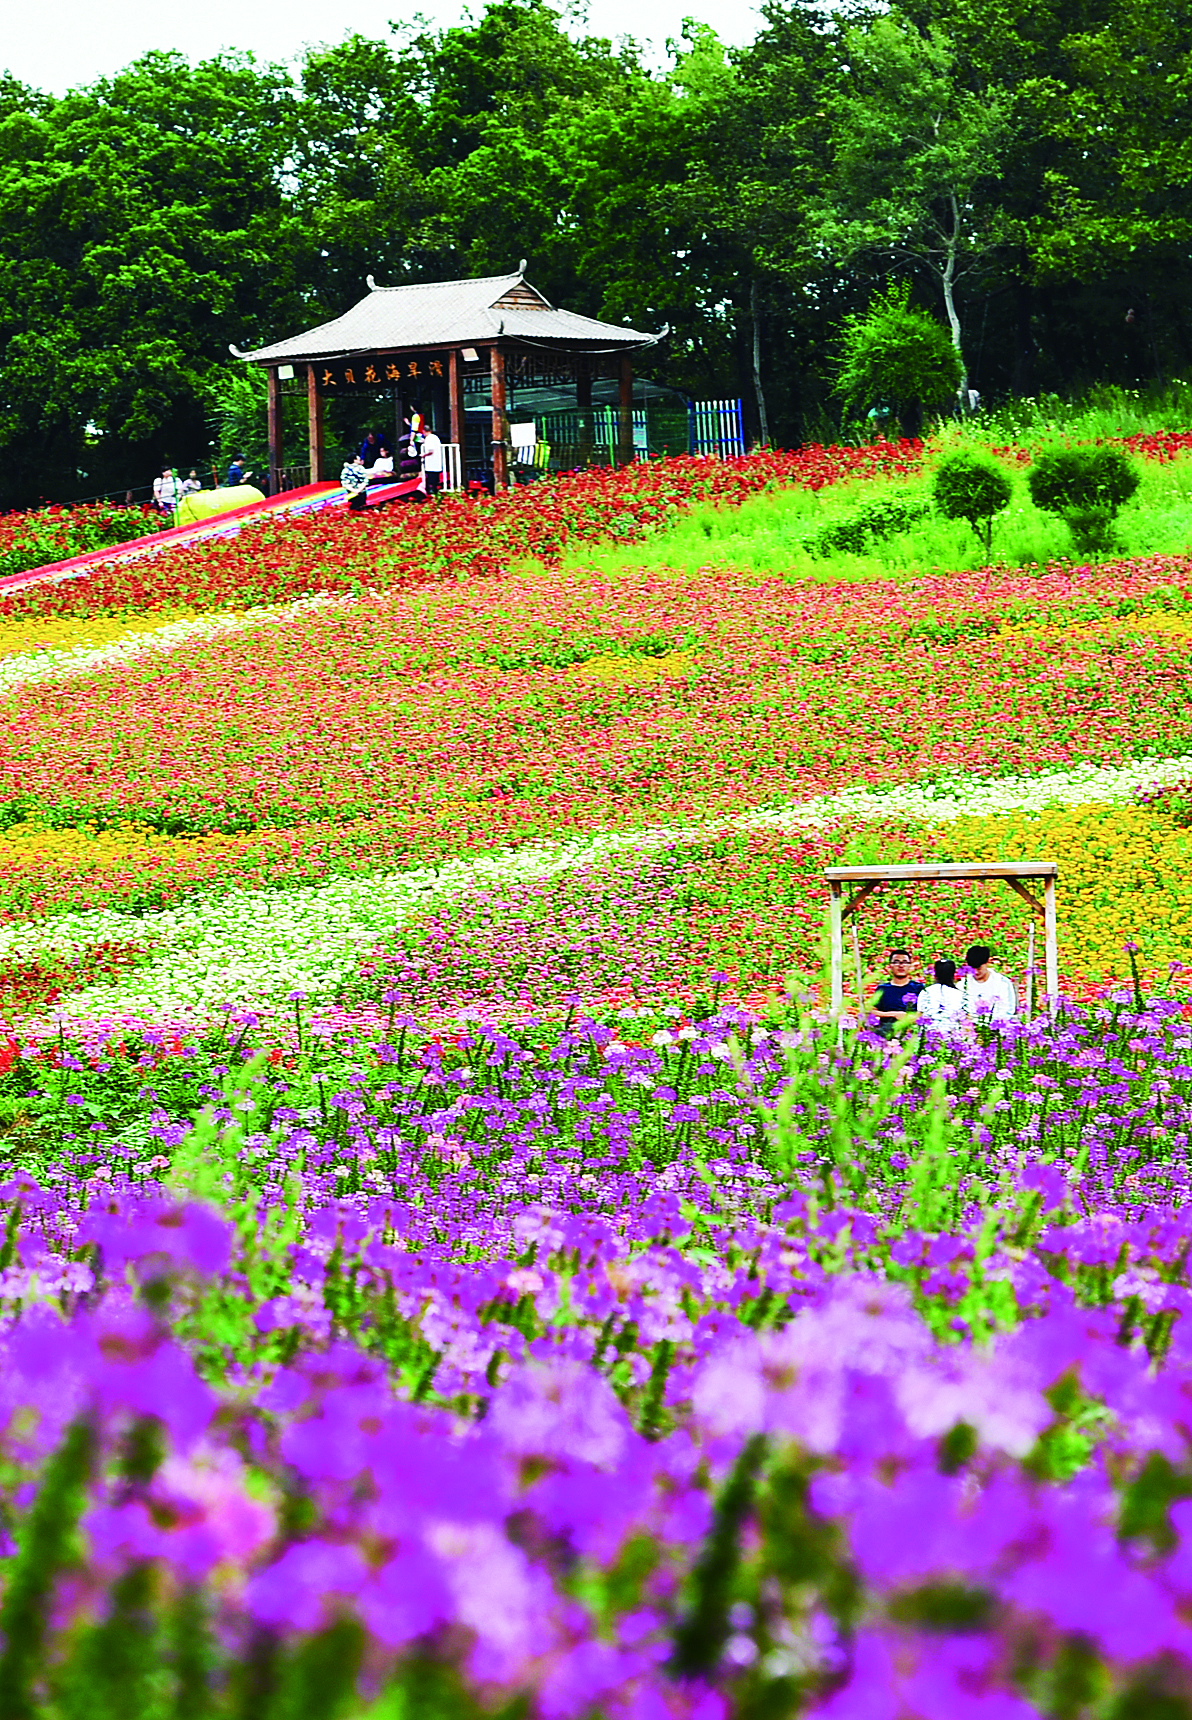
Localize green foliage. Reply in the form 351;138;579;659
933;451;1014;558
806;492;930;556
0;503;160;581
2;0;1192;495
834;283;963;439
0;1418;95;1719
1027;445;1142;553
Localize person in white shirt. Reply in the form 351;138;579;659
917;959;966;1038
420;425;445;495
959;944;1017;1023
370;444;395;480
152;465;183;517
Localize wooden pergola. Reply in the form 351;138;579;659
824;861;1059;1016
234;270;663;493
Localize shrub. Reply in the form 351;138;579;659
932;451;1014;560
1026;444;1141;554
806;493;930;557
833;281;963;439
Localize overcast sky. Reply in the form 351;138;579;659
4;0;764;96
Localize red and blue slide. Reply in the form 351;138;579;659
0;471;427;598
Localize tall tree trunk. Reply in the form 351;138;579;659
751;278;771;447
942;195;967;403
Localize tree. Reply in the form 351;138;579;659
0;52;312;507
933;450;1013;557
833;282;962;438
812;14;1009;397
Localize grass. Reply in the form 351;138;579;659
564;437;1192;585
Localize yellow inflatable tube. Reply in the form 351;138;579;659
176;485;266;525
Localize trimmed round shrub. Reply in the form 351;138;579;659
1026;444;1141;553
932;452;1014;559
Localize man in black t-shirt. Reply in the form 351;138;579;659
871;946;925;1036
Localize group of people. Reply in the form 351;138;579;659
150;466;203;515
871;944;1018;1038
341;417;445;509
151;457;254;518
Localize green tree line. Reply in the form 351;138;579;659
1;0;1190;508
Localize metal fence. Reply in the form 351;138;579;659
689;398;746;458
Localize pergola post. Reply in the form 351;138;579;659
1043;874;1059;1009
576;358;593;466
267;366;282;495
618;352;634;466
490;344;509;489
307;364;324;483
829;881;844;1015
449;348;465;458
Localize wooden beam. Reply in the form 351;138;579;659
307;364;324;483
618;351;634;467
840;880;881;920
1004;876;1047;918
824;861;1058;883
267;367;282;495
449;348;465;457
490;344;509;489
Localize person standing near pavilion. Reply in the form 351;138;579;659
959;945;1017;1022
420;421;444;495
226;452;252;486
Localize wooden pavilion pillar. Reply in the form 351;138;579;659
618;351;634;467
449;348;465;460
490;344;509;489
307;364;325;483
267;367;282;495
576;357;593;466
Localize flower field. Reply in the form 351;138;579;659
9;444;1192;1716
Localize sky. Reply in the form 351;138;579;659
2;0;765;96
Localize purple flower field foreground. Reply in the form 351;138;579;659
4;999;1192;1715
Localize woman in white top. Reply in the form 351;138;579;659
917;959;966;1037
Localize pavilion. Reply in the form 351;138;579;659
234;270;665;493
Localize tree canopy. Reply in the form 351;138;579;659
1;0;1190;507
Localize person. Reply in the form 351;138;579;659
227;453;252;486
916;959;966;1038
420;422;444;495
359;431;380;468
152;465;183;517
182;469;202;495
370;444;395;480
398;416;423;481
340;448;370;511
959;945;1017;1023
871;947;924;1036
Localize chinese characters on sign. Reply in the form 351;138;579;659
314;354;449;391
